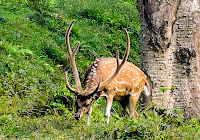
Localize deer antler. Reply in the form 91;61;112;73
99;29;130;89
65;20;82;94
65;71;80;94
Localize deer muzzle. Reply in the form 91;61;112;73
75;114;81;120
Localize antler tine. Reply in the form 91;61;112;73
65;72;79;94
120;29;130;66
65;20;82;94
116;50;119;68
73;42;80;56
65;20;75;54
100;29;130;88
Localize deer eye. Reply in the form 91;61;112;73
85;103;90;107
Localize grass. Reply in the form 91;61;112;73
1;102;200;139
0;0;200;139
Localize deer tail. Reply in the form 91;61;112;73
143;80;151;97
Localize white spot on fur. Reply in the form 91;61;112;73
128;76;132;78
139;77;144;82
115;87;126;92
92;70;96;73
129;92;139;96
131;78;136;81
114;79;131;85
128;68;134;72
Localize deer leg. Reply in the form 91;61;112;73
105;94;113;123
87;103;94;125
129;93;140;120
120;103;129;117
120;96;129;117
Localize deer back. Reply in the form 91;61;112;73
84;58;147;99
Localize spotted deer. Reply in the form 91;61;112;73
65;21;151;124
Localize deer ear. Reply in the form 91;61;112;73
92;91;101;100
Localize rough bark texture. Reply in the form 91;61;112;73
137;0;200;117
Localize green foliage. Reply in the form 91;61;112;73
170;85;176;92
159;87;169;92
0;0;200;139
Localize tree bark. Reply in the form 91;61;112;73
137;0;200;117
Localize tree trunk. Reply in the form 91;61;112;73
137;0;200;117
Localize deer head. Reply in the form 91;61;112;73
65;20;130;120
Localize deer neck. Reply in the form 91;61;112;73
84;59;101;93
